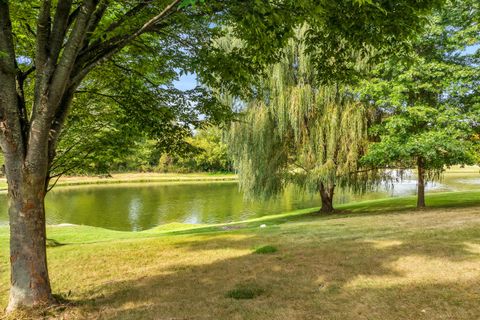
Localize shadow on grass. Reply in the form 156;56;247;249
66;224;480;320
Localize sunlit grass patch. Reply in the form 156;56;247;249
347;254;480;289
364;239;403;249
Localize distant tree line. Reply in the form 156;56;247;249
50;124;233;175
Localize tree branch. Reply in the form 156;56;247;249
19;66;36;81
27;1;100;167
47;86;76;168
47;0;99;109
47;147;95;192
104;1;154;34
74;89;126;102
111;60;159;88
66;5;82;29
84;0;109;44
71;0;182;85
49;0;74;67
34;0;52;74
0;1;25;158
152;28;198;50
15;66;29;145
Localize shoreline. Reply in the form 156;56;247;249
1;189;479;236
0;172;238;192
0;165;477;191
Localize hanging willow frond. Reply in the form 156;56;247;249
228;26;375;199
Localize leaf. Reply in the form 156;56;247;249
179;0;205;9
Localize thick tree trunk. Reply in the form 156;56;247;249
319;183;335;214
417;157;426;209
0;2;53;310
6;172;53;312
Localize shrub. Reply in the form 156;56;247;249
253;245;278;254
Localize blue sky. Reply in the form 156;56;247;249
464;44;479;55
173;73;197;91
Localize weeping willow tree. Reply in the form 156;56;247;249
229;27;372;213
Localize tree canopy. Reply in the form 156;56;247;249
360;0;480;207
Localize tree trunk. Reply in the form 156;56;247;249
417;157;426;209
319;183;335;214
6;171;53;312
0;0;192;312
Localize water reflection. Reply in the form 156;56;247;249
128;197;142;231
0;171;478;231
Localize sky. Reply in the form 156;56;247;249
464;44;479;55
173;73;198;91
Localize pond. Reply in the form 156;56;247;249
0;169;479;231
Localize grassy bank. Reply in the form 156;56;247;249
0;165;477;191
1;190;480;319
0;172;237;191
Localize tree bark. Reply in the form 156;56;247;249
417;157;426;208
6;171;53;312
319;183;335;214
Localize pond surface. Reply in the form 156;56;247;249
0;170;479;231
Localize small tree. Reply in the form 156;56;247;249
362;106;476;208
360;0;480;208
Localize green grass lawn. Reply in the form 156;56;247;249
1;191;480;319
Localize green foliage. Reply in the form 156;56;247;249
191;0;443;95
52;36;228;175
299;0;444;83
179;0;206;9
253;245;278;254
229;27;373;200
157;126;232;173
4;0;445;176
53;81;181;174
4;0;442;177
360;0;480;179
181;126;232;172
361;106;477;177
225;284;265;300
